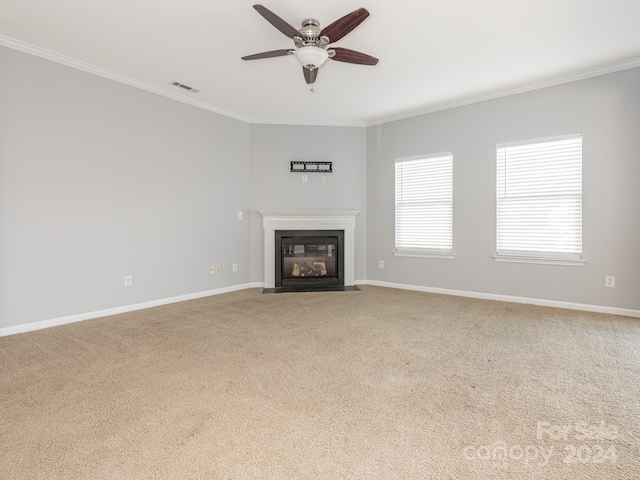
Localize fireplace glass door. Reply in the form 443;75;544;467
275;230;344;288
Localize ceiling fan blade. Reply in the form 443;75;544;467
330;47;378;65
253;4;300;39
320;7;369;43
303;67;318;84
242;49;293;60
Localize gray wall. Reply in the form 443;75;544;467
249;124;367;284
0;46;251;328
367;67;640;310
2;44;638;330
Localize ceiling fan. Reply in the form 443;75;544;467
241;4;378;91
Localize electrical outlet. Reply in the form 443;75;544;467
605;275;615;288
124;275;133;287
378;260;384;269
210;266;216;275
215;265;221;274
232;263;238;272
321;176;326;184
302;175;308;184
237;211;242;220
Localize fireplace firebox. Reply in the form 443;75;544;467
275;230;344;289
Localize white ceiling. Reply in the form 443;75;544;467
1;0;640;126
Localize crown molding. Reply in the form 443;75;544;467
0;34;365;128
248;117;366;128
2;34;639;128
366;57;640;126
0;34;252;123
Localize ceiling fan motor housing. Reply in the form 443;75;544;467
299;19;320;41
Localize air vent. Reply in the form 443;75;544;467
171;81;199;93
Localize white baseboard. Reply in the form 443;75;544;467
2;280;636;337
0;283;263;338
363;280;640;318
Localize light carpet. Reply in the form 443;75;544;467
1;285;639;479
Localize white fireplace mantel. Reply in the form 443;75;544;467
259;210;360;288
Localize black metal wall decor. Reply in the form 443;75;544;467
290;161;332;173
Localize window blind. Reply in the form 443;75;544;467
496;134;582;260
395;153;453;254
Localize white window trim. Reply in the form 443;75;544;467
493;255;585;266
395;152;454;256
495;133;583;266
496;132;581;149
394;251;455;259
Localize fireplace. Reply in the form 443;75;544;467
276;230;344;288
260;210;360;292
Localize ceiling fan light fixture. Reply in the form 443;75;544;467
294;46;329;70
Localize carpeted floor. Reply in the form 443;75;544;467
1;285;639;479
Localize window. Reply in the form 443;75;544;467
496;134;583;264
395;153;453;256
